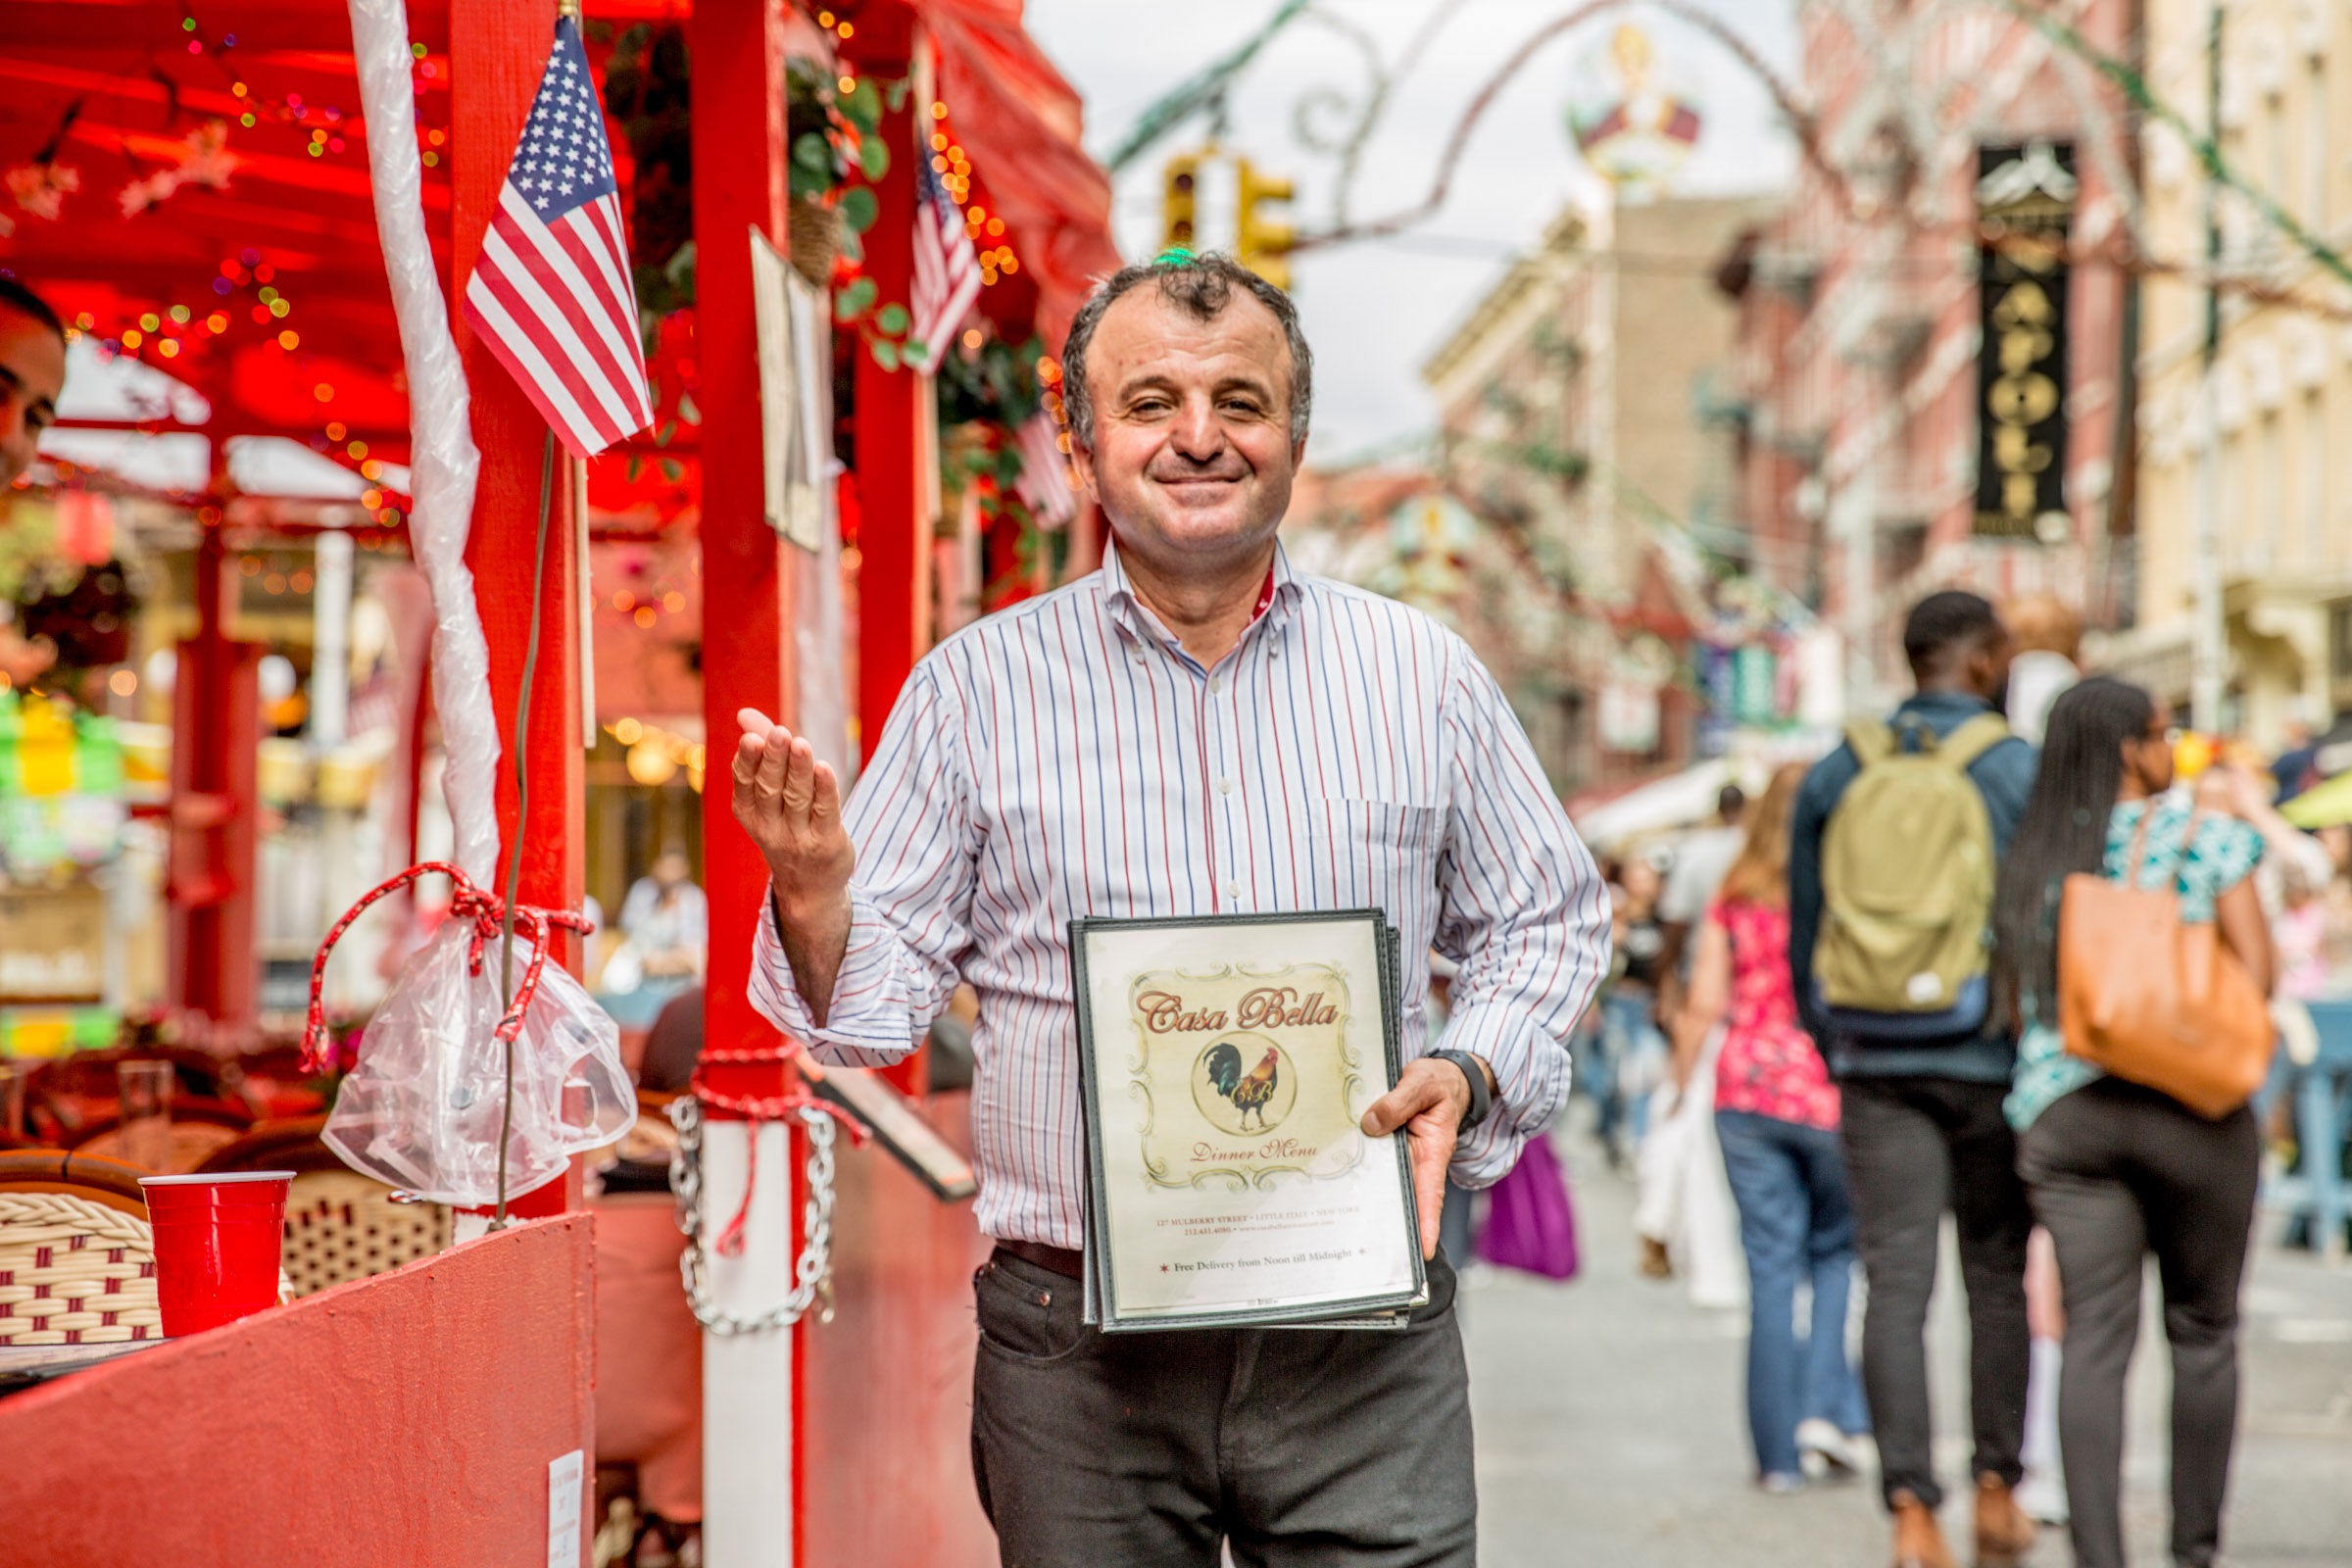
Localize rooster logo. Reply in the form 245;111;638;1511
1200;1037;1286;1133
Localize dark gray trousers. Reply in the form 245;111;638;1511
1838;1076;2035;1511
2019;1077;2260;1568
969;1249;1475;1568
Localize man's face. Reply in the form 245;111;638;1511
0;308;65;488
1072;287;1304;574
1964;622;2015;708
653;852;689;889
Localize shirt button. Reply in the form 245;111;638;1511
1217;777;1235;795
1211;675;1225;694
1223;881;1242;902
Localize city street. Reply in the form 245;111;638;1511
1467;1114;2352;1567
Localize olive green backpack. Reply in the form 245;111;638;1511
1813;712;2010;1039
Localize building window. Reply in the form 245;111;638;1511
2258;412;2283;574
2309;387;2330;569
2310;60;2329;228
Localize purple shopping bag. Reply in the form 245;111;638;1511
1476;1135;1579;1281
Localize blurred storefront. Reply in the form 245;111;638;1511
2125;0;2352;746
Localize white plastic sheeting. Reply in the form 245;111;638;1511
345;0;499;886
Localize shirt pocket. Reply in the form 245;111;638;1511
1302;799;1444;922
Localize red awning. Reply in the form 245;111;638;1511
921;0;1120;349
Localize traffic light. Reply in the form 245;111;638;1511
1161;152;1200;253
1235;159;1296;290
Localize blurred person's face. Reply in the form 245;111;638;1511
653;852;689;888
1074;287;1303;580
2125;710;2176;797
0;307;65;487
1623;858;1661;906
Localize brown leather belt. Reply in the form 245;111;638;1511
995;1238;1083;1279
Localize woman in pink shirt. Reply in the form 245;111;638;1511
1676;761;1865;1491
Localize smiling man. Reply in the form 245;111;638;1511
732;253;1610;1567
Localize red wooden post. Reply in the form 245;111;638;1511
844;8;929;763
692;0;796;1100
843;7;931;1098
688;4;804;1561
450;0;584;1217
165;522;260;1037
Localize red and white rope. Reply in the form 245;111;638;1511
689;1043;864;1257
301;860;592;1075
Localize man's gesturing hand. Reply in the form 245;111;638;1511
731;709;856;1020
1359;1056;1483;1261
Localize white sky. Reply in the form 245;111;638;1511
1023;0;1802;462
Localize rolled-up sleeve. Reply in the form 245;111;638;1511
748;663;973;1067
1431;644;1613;1186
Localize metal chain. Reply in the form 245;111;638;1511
668;1094;838;1336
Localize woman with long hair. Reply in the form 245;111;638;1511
1990;677;2274;1568
1675;761;1866;1491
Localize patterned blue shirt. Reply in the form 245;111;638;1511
2007;795;2264;1130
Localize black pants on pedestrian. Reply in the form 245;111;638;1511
1838;1076;2034;1511
969;1248;1476;1568
2018;1077;2260;1568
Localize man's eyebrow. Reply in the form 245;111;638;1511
1110;370;1181;401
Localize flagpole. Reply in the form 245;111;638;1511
574;456;595;752
492;429;560;1225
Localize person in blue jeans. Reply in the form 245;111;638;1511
1599;856;1670;1163
1676;763;1867;1489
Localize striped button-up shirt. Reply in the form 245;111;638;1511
751;540;1611;1249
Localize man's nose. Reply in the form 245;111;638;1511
1167;396;1222;460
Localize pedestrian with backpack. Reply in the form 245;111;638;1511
1788;591;2042;1568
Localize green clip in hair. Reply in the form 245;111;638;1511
1152;246;1196;267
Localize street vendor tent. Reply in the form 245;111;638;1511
1572;759;1740;851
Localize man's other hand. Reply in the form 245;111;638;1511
731;708;855;919
1360;1056;1481;1260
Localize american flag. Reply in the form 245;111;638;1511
1012;410;1077;528
462;16;653;459
906;157;982;373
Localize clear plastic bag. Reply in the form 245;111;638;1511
322;919;637;1206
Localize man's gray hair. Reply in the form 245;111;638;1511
1060;252;1312;449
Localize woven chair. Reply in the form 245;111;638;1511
197;1118;451;1298
0;1152;163;1347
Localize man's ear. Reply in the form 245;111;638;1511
1071;440;1101;505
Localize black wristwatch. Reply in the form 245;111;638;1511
1425;1050;1493;1132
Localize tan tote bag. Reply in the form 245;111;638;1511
2056;810;2275;1119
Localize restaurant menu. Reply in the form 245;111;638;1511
1070;909;1425;1332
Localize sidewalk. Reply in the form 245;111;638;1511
1465;1114;2352;1567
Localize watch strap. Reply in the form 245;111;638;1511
1425;1049;1492;1132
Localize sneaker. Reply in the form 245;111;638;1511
2014;1464;2068;1525
1795;1417;1863;1481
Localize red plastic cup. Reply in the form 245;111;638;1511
138;1171;294;1337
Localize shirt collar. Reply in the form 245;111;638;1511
1895;690;1995;720
1099;535;1301;652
